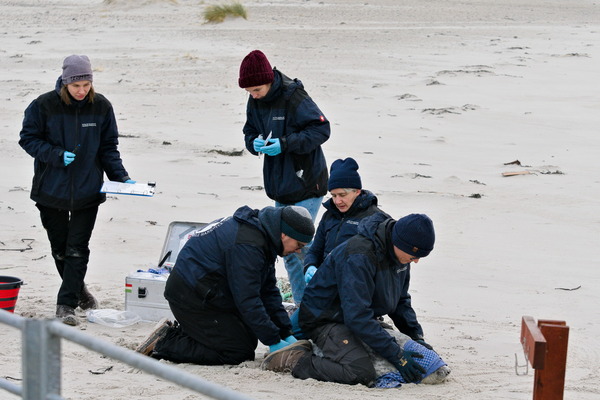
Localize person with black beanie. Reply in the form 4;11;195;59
303;157;387;283
262;212;437;387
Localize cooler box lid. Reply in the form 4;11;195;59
158;221;207;268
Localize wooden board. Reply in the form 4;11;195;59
521;315;547;369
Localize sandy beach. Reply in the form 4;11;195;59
1;0;599;398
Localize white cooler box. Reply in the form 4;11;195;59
125;221;207;322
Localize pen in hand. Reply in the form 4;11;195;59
261;132;272;158
63;144;80;166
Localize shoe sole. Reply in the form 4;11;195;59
62;315;79;326
260;339;312;370
136;318;171;355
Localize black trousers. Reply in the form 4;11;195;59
36;203;98;308
293;323;376;386
153;271;258;365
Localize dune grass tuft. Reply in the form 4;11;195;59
203;2;247;23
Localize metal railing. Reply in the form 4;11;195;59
0;310;256;400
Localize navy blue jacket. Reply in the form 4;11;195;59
304;190;384;270
165;206;292;346
19;78;130;211
298;213;424;366
243;69;330;204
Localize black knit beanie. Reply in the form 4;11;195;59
328;158;362;191
280;206;315;243
391;214;435;258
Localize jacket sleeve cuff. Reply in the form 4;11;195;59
279;328;293;339
279;136;288;152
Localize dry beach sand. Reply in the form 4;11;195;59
1;0;599;398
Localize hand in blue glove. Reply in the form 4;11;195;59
253;138;266;153
63;151;76;166
124;179;136;184
269;339;291;353
260;138;282;156
415;339;433;350
304;266;317;283
283;335;297;344
393;350;425;383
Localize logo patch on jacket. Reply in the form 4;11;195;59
81;123;97;128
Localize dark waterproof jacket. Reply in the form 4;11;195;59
165;206;293;347
304;190;384;270
243;69;330;204
19;78;129;211
298;213;424;366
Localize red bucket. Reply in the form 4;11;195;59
0;276;23;313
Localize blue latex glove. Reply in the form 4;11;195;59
124;179;136;184
269;340;290;353
283;335;297;344
63;151;76;166
260;138;282;156
304;266;317;283
393;350;425;383
415;339;433;350
253;138;266;153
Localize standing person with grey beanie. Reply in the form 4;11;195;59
136;205;315;365
262;212;437;387
238;49;331;304
19;55;135;326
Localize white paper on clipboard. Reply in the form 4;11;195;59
100;181;156;197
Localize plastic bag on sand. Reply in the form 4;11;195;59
87;309;142;328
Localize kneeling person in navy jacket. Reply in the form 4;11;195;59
137;205;315;365
262;212;436;386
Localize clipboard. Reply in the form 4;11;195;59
100;181;156;197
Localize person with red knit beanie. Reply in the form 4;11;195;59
238;49;331;304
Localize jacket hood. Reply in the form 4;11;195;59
357;212;394;257
257;206;284;256
261;69;303;104
232;205;262;228
54;76;64;93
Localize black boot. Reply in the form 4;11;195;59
56;305;79;326
78;284;99;310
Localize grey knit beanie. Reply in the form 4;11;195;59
280;206;315;243
62;55;93;84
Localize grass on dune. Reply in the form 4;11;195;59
203;2;247;23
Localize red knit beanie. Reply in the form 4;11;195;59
238;50;274;88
